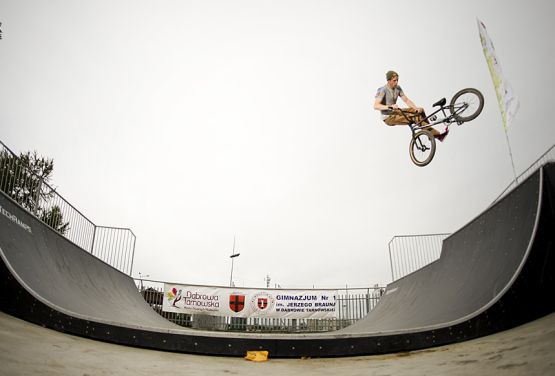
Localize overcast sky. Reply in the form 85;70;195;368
1;0;554;289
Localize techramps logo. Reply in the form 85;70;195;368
0;204;32;234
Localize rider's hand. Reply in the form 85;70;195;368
389;104;399;110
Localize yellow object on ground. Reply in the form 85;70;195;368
244;350;269;362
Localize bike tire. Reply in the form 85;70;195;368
449;88;484;122
409;130;436;167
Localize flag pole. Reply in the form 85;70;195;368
503;128;518;184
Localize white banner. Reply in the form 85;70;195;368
163;284;338;319
477;18;520;129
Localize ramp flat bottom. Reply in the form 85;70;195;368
1;311;554;376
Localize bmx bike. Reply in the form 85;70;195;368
397;88;484;167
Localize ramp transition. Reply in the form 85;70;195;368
1;163;555;357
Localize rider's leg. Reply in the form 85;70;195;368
384;109;441;138
407;108;442;138
383;111;409;126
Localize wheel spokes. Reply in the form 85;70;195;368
454;93;480;115
413;135;432;161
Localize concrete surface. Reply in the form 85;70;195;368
1;311;554;376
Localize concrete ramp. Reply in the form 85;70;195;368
1;163;555;357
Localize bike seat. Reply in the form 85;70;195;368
433;98;446;107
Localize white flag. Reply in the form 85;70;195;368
477;19;519;129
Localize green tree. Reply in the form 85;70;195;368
0;149;70;235
39;204;70;235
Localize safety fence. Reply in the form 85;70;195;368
492;144;555;204
136;279;385;333
388;233;450;281
0;139;136;275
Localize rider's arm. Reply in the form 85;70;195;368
374;90;397;111
400;95;422;112
373;97;394;111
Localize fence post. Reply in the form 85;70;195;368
129;234;136;276
388;238;395;282
34;177;43;216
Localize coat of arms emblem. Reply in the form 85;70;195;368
229;294;245;313
257;297;268;310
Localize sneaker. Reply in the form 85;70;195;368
436;129;449;142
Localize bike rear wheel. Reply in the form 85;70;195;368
409;130;436;167
449;88;484;122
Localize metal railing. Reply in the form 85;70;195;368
0;139;136;275
91;226;137;277
492;144;555;204
388;233;450;281
136;279;384;333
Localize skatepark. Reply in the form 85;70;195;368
3;1;555;373
1;138;555;372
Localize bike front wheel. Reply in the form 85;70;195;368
449;88;484;122
409;130;436;167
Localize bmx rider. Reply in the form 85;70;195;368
374;70;449;142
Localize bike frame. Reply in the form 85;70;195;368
400;101;470;135
395;88;483;167
392;99;471;157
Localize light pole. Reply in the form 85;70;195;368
229;236;240;287
138;272;150;292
